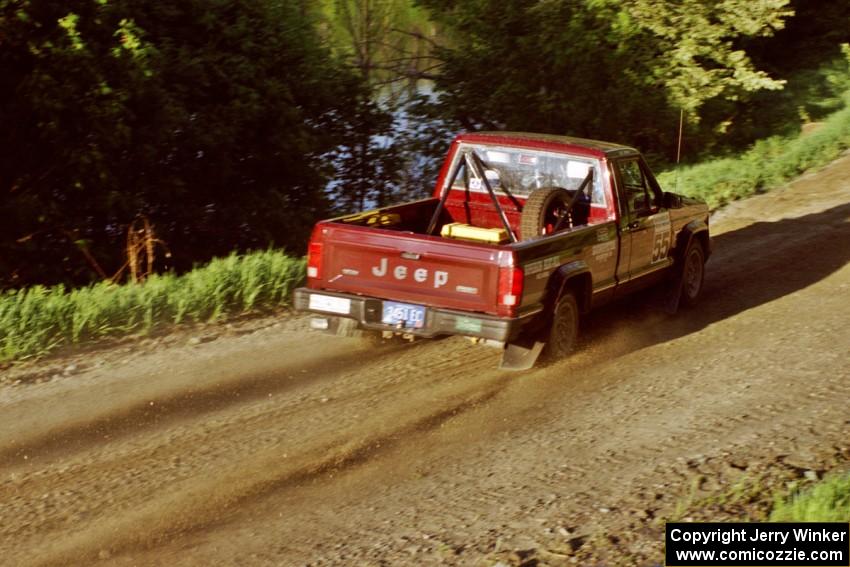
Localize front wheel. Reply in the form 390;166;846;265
680;242;706;307
544;291;579;359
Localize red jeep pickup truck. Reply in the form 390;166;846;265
294;132;710;369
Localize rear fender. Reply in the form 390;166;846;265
499;260;592;370
545;261;592;315
501;261;590;371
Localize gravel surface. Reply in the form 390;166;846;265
1;153;849;566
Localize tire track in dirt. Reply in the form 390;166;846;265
1;334;506;566
30;353;509;567
2;338;498;485
0;341;412;468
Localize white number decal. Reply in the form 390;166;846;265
651;230;671;263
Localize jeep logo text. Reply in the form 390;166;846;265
371;258;448;288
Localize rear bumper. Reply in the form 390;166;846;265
293;288;537;342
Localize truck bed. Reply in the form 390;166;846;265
310;199;512;315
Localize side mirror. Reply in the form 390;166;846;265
663;192;683;209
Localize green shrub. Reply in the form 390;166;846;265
770;473;850;522
0;250;305;362
658;92;850;208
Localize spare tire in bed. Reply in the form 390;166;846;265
519;186;572;240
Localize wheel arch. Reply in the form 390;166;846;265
675;220;711;264
545;261;593;316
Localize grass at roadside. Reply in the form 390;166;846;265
666;468;850;527
770;472;850;522
658;93;850;208
0;250;305;363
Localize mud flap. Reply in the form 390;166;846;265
663;264;685;314
500;340;545;371
663;276;683;314
311;316;363;337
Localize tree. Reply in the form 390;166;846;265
0;0;365;286
417;0;794;160
617;0;792;116
320;0;440;97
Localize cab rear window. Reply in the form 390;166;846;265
449;144;606;206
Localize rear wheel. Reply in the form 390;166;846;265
544;291;579;359
680;241;705;307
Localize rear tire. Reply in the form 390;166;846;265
544;291;579;360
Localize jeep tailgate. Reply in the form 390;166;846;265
311;223;505;315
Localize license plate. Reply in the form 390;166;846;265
308;294;351;315
381;301;426;329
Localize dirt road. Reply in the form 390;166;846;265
2;154;849;566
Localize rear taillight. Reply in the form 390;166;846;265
497;265;524;315
306;227;325;279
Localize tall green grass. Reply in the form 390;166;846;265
0;250;305;362
659;92;850;208
770;472;850;522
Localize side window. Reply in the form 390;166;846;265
639;159;663;210
615;158;664;218
616;159;651;217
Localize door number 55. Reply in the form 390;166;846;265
651;230;671;263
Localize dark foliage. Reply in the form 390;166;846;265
2;0;848;288
0;0;379;287
416;0;850;164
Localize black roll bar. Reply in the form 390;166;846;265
425;151;464;236
426;149;518;243
468;152;517;243
553;169;594;233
